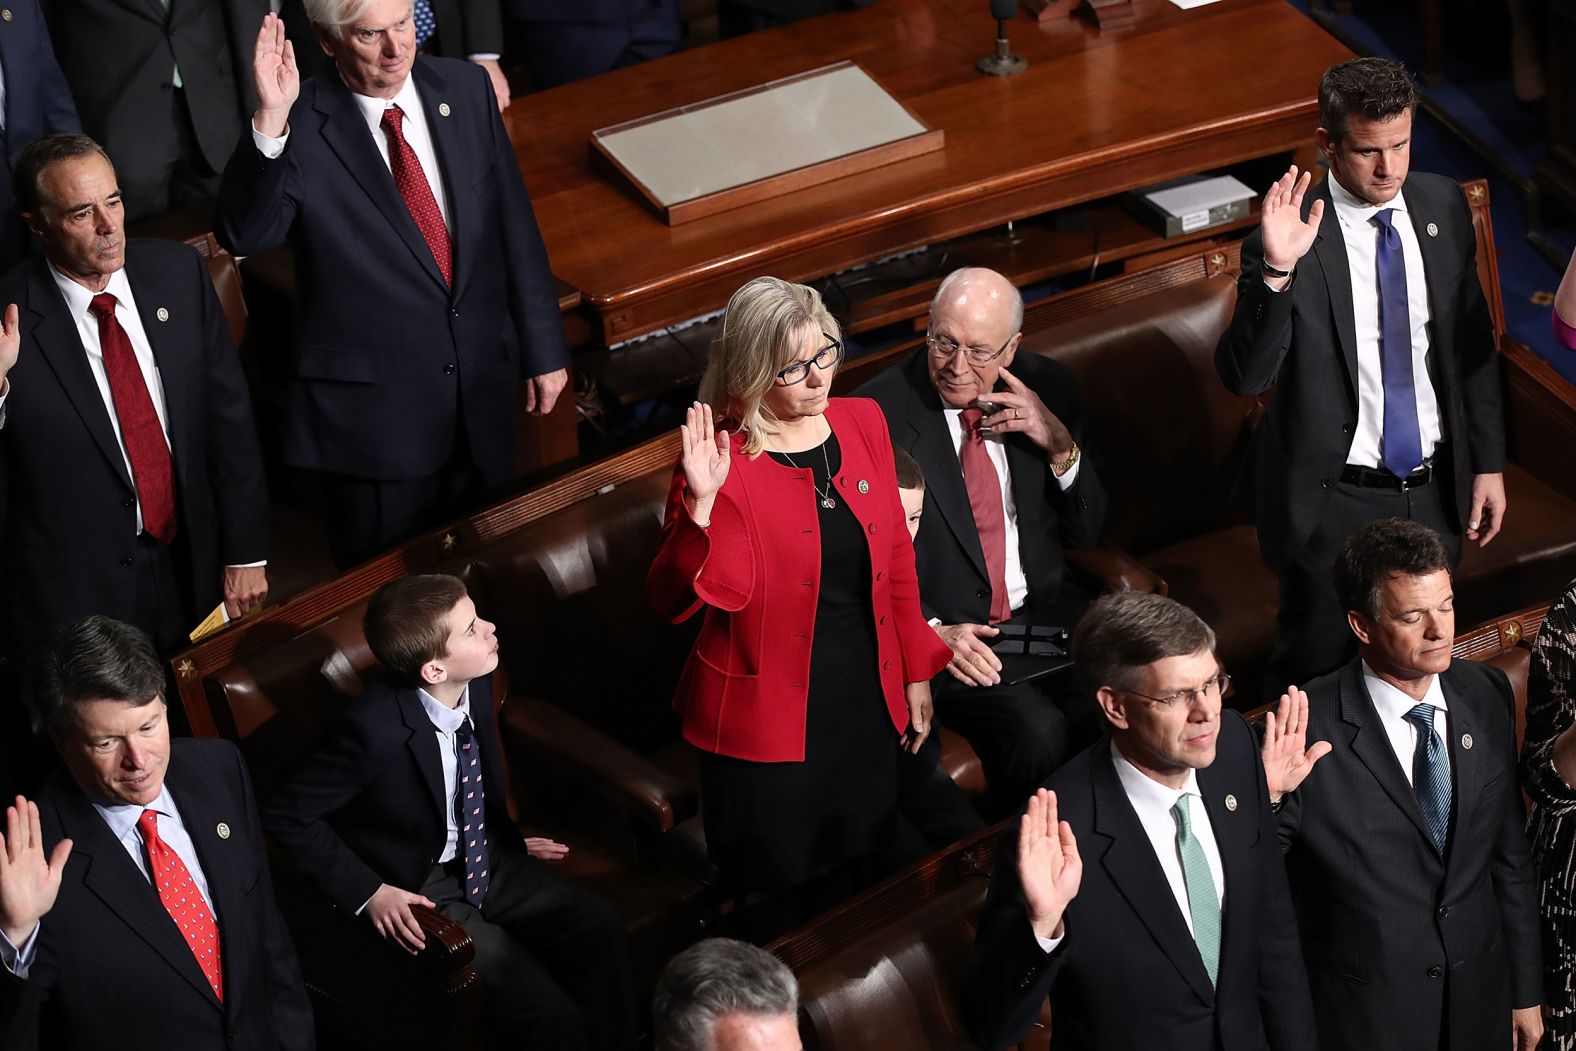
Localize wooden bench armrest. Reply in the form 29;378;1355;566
1066;546;1168;595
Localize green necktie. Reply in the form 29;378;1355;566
163;0;183;90
1173;794;1221;987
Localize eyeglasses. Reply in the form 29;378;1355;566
775;335;844;386
926;331;1015;365
1123;673;1231;709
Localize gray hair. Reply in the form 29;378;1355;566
1073;592;1217;694
34;616;167;740
931;267;1024;336
652;939;799;1051
304;0;399;31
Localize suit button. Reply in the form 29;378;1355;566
879;616;888;625
443;363;456;375
875;571;884;582
1426;965;1442;979
976;588;988;599
122;498;134;508
882;660;892;671
450;307;460;318
867;523;878;534
121;557;134;568
425;857;435;866
1342;423;1354;434
1437;906;1450;919
1320;478;1333;489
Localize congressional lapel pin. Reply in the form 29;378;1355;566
439;102;452;117
857;479;870;494
1461;733;1473;750
1426;222;1440;238
156;307;170;322
1224;794;1238;812
0;9;12;21
216;822;231;840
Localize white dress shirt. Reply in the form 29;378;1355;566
1326;176;1443;470
0;784;214;979
1035;744;1225;953
943;407;1079;615
252;74;452;233
417;684;472;865
1362;661;1452;783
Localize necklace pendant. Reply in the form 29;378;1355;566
820;495;837;510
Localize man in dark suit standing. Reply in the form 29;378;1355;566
263;574;634;1050
219;3;568;569
962;591;1317;1051
861;267;1107;805
0;615;313;1050
1216;57;1506;692
0;133;270;658
1275;517;1542;1051
0;0;78;271
502;0;679;90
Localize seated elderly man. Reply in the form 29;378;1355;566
653;938;801;1051
859;267;1108;806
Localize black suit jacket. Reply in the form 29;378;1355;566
963;712;1316;1051
1280;658;1542;1051
0;738;313;1051
858;348;1106;624
0;0;79;270
262;674;529;914
0;240;271;654
1215;173;1504;572
216;57;567;485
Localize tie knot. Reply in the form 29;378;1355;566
137;809;160;837
1172;794;1194;835
1372;208;1397;232
380;105;405;134
1405;702;1436;731
959;406;984;433
89;293;117;320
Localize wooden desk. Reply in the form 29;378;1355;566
509;0;1351;345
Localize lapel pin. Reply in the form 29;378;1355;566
857;479;869;494
216;821;231;840
156;307;169;322
1426;222;1439;238
1461;733;1473;750
438;102;452;117
1;10;12;21
1224;793;1238;812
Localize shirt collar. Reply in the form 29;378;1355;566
348;74;424;130
1328;173;1410;228
92;782;176;842
49;264;132;321
1111;740;1203;811
417;684;471;732
1361;659;1447;722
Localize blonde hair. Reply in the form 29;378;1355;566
698;277;841;457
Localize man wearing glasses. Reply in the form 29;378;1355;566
860;267;1107;809
962;591;1317;1051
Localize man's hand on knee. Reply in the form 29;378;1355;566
936;622;1003;686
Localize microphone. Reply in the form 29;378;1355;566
978;0;1028;77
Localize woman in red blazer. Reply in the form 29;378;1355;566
648;277;953;897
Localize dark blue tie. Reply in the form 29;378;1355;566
453;717;490;906
413;0;437;48
1404;703;1451;852
1373;210;1423;478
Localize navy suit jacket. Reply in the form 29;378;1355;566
0;738;314;1051
1280;658;1542;1051
0;240;271;654
0;0;78;269
216;58;567;485
962;712;1317;1051
262;674;530;915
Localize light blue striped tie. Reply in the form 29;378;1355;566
1404;703;1451;851
1173;795;1220;987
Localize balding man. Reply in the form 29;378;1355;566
859;268;1107;806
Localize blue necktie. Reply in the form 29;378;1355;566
1373;209;1423;478
413;0;437;48
1404;702;1451;852
453;717;490;906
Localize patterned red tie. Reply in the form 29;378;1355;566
88;294;176;544
380;105;452;286
138;810;224;1001
959;407;1011;624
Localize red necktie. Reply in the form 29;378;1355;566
380;105;453;286
88;294;176;544
959;407;1011;624
138;809;224;1002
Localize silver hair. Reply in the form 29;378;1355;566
931;267;1024;335
303;0;401;31
652;939;799;1051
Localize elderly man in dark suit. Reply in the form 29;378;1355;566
0;0;78;271
0;616;312;1050
1273;517;1542;1051
218;1;568;569
962;591;1318;1051
860;267;1107;806
0;133;271;658
1217;57;1506;693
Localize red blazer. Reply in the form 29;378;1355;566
648;397;952;762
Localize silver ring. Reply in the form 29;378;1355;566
1013;408;1019;420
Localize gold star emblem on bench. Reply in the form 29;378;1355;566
1208;253;1227;274
1467;184;1485;203
442;532;458;551
177;659;196;679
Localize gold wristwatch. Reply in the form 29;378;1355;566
1051;442;1080;477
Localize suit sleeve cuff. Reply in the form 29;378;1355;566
252;122;289;159
1053;459;1080;491
225;561;269;569
1;923;39;979
1033;928;1063;954
468;53;501;62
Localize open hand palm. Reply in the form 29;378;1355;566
680;402;729;501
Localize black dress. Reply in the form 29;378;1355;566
699;432;898;892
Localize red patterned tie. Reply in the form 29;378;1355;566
959;407;1011;624
380;105;452;286
88;294;176;544
138;810;224;1001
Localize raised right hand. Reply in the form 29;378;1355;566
365;883;435;955
1260;165;1325;275
252;12;299;137
936;622;1003;686
0;303;20;388
680;401;730;509
0;796;72;948
1019;788;1081;941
